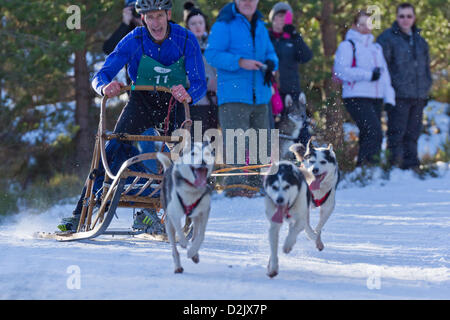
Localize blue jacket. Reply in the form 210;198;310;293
92;23;207;104
204;3;278;106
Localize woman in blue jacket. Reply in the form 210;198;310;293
205;0;278;197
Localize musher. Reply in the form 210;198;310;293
58;0;207;234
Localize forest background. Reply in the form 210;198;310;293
0;0;448;215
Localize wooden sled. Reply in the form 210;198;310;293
35;85;190;242
34;85;272;242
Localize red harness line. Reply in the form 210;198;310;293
176;190;209;216
310;188;332;207
176;178;211;216
297;162;332;207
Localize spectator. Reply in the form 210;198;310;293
268;1;313;146
334;10;395;167
377;3;432;170
103;0;143;87
103;0;142;55
205;0;278;197
184;1;218;137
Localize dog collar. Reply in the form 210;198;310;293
310;189;332;207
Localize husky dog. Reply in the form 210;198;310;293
263;161;321;278
289;140;339;252
157;142;215;273
277;93;308;160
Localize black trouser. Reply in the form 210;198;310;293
386;98;427;169
189;103;219;139
72;91;186;217
344;98;383;166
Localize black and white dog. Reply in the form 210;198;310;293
289;140;339;252
276;93;308;160
263;161;320;278
157;142;215;273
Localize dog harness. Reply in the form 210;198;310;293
295;160;332;207
176;186;212;216
310;189;332;207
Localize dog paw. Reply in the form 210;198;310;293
191;254;200;264
174;267;184;274
187;248;199;262
316;239;324;251
283;245;293;254
267;270;278;278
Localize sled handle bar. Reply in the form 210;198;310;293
99;85;191;180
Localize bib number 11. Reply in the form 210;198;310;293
155;75;169;84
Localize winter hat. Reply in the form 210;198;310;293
184;1;209;31
269;2;293;21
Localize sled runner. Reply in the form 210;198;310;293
34;86;271;242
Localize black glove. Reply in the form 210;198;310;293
371;67;381;81
283;24;297;36
263;59;275;87
384;103;394;112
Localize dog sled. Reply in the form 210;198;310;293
35;86;270;242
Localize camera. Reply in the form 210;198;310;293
124;0;140;18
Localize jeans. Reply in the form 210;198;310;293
344;98;383;166
386;98;427;169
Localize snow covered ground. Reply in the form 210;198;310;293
1;164;449;300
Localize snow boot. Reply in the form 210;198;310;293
132;209;166;235
57;215;80;232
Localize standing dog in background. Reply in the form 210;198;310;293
277;93;309;160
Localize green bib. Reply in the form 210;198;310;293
135;54;187;88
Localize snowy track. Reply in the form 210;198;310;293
1;166;449;299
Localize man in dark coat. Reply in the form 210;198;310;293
377;3;432;170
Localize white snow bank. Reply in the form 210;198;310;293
0;166;449;299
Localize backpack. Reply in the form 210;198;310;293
332;39;356;84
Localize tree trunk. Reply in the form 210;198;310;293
320;0;344;149
74;49;93;172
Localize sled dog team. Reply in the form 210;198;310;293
158;139;339;278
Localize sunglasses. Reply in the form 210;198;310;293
398;14;414;19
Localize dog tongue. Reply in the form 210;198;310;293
310;178;322;191
310;173;326;191
271;205;288;224
194;167;208;187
